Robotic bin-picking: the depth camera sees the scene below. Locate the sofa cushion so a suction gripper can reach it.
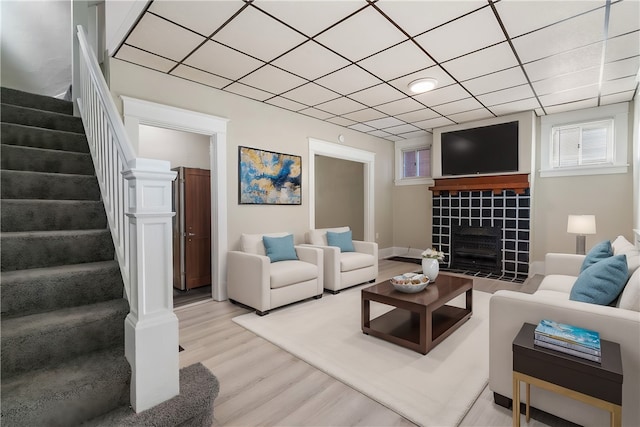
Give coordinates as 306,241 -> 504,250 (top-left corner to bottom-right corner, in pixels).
263,234 -> 298,262
570,255 -> 629,305
617,268 -> 640,311
270,260 -> 318,289
241,232 -> 289,255
580,240 -> 613,272
538,275 -> 577,294
327,230 -> 355,252
611,235 -> 640,276
340,252 -> 375,272
534,289 -> 571,300
307,226 -> 349,246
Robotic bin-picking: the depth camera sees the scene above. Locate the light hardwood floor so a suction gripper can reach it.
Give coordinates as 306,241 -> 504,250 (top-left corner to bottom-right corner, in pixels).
175,259 -> 560,427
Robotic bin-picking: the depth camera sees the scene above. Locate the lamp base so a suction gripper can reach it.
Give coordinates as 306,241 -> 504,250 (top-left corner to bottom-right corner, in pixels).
575,235 -> 586,255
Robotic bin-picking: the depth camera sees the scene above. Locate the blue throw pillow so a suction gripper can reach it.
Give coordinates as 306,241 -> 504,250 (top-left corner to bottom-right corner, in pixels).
326,230 -> 355,252
570,255 -> 629,305
580,240 -> 613,272
262,234 -> 298,263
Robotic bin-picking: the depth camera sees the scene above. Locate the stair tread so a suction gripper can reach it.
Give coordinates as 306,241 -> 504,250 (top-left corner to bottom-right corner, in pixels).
1,346 -> 130,425
1,87 -> 73,115
1,260 -> 119,281
0,142 -> 91,156
0,168 -> 95,178
1,228 -> 109,238
1,122 -> 90,153
1,298 -> 129,337
1,103 -> 84,134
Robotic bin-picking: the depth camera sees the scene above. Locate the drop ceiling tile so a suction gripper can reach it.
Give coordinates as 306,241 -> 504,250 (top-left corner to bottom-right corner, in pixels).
315,97 -> 366,116
256,1 -> 364,37
383,123 -> 421,134
532,68 -> 600,96
395,109 -> 440,123
388,66 -> 456,96
148,1 -> 243,37
604,56 -> 640,81
314,6 -> 407,62
477,84 -> 536,106
375,98 -> 425,116
414,7 -> 506,63
511,8 -> 606,63
443,42 -> 518,81
544,98 -> 598,114
299,107 -> 334,120
239,65 -> 307,95
462,67 -> 527,96
398,130 -> 430,139
343,108 -> 387,122
126,13 -> 205,62
524,43 -> 603,81
116,45 -> 177,73
184,40 -> 264,81
495,1 -> 603,38
362,117 -> 405,129
348,84 -> 405,107
272,40 -> 350,80
601,76 -> 639,95
605,32 -> 640,62
608,0 -> 640,38
171,65 -> 233,89
413,84 -> 469,107
225,82 -> 273,101
412,117 -> 456,131
281,82 -> 339,106
315,65 -> 381,95
368,129 -> 393,138
446,108 -> 494,124
326,116 -> 357,127
265,96 -> 307,112
348,123 -> 377,133
432,97 -> 484,116
539,84 -> 599,107
490,98 -> 541,116
357,41 -> 435,81
377,1 -> 487,37
600,90 -> 635,105
212,6 -> 307,62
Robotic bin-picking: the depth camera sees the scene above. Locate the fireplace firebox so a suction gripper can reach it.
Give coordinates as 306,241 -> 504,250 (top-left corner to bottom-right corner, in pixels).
451,225 -> 501,274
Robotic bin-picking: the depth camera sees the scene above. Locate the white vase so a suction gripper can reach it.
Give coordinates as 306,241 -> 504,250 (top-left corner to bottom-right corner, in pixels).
422,258 -> 439,281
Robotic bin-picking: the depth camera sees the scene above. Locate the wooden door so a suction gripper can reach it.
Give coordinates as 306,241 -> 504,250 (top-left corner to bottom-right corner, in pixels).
184,168 -> 211,289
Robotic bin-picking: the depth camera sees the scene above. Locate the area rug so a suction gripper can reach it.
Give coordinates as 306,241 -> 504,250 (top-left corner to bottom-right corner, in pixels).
232,285 -> 492,427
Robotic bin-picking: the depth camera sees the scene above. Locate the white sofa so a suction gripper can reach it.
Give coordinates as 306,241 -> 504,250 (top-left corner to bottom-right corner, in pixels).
227,232 -> 324,315
489,237 -> 640,427
304,226 -> 378,293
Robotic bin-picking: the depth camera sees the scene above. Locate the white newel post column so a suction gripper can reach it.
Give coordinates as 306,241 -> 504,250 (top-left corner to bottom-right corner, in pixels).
123,158 -> 179,412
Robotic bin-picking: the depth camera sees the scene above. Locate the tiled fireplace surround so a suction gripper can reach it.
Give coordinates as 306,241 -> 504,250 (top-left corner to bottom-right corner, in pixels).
431,175 -> 530,283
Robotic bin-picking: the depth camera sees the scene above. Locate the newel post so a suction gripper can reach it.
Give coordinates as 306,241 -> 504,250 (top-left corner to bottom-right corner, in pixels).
122,158 -> 179,412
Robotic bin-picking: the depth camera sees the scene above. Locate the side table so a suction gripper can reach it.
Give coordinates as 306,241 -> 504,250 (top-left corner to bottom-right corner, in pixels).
512,323 -> 623,427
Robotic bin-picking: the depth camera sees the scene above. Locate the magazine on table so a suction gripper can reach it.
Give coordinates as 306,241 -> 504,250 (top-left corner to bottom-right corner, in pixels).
534,339 -> 602,363
534,319 -> 601,350
534,333 -> 602,356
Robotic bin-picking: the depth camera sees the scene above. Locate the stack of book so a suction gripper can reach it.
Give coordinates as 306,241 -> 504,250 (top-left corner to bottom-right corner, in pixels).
534,319 -> 602,363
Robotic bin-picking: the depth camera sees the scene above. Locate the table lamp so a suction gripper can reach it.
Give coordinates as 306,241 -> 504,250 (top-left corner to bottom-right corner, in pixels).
567,215 -> 596,255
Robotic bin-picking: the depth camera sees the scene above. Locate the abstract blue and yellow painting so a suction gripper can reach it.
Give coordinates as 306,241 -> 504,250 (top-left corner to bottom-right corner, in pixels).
239,146 -> 301,205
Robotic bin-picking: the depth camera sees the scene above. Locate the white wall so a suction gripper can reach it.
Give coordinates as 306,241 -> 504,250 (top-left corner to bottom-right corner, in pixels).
138,125 -> 210,170
1,0 -> 71,97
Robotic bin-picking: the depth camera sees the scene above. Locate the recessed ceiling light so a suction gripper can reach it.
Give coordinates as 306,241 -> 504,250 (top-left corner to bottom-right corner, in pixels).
408,78 -> 438,94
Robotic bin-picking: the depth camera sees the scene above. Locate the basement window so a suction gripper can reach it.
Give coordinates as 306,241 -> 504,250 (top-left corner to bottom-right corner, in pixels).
540,103 -> 629,178
395,139 -> 434,186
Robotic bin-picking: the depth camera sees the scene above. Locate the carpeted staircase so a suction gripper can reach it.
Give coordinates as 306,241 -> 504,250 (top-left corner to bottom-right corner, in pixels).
1,87 -> 219,426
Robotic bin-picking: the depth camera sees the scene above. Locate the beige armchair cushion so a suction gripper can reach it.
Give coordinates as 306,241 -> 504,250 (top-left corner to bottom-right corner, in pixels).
307,226 -> 349,246
340,252 -> 375,272
241,232 -> 289,255
270,260 -> 319,289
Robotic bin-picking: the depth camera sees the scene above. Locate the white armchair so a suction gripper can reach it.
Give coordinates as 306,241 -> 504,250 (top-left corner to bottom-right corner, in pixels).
227,232 -> 323,316
304,226 -> 378,293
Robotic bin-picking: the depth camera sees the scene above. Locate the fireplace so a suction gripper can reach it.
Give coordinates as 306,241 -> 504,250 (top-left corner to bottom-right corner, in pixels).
430,174 -> 530,283
451,225 -> 501,274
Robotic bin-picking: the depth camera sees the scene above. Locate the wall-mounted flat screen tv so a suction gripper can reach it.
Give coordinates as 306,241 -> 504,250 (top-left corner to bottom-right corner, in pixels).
441,121 -> 519,176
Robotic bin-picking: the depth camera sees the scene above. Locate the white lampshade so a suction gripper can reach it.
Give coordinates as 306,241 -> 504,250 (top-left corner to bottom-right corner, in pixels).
567,215 -> 596,235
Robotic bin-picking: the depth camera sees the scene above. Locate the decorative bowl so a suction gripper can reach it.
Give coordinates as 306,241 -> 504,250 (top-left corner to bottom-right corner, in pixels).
390,273 -> 430,293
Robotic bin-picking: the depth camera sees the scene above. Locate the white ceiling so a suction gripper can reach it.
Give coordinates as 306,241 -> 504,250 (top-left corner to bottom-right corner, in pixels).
114,0 -> 640,142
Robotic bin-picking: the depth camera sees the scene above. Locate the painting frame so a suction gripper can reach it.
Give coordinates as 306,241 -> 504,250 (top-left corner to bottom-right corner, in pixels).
238,146 -> 302,205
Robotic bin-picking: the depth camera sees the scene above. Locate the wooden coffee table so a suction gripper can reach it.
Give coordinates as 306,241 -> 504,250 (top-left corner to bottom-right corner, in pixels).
361,272 -> 473,354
